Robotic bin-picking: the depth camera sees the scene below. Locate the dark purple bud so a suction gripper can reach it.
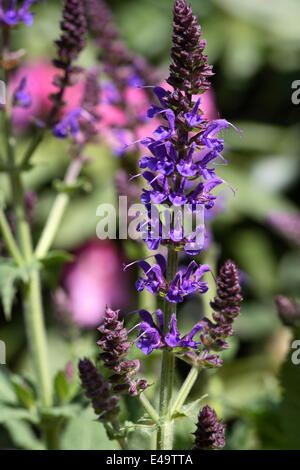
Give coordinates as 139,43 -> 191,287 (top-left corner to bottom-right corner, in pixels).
97,307 -> 149,396
210,260 -> 243,321
193,405 -> 225,450
84,0 -> 156,88
78,358 -> 120,421
167,0 -> 213,95
54,0 -> 86,70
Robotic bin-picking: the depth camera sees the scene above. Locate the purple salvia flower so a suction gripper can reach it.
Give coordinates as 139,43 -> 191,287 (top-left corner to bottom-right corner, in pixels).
53,107 -> 95,140
13,77 -> 32,108
134,310 -> 202,355
134,255 -> 210,303
193,405 -> 225,450
0,0 -> 43,26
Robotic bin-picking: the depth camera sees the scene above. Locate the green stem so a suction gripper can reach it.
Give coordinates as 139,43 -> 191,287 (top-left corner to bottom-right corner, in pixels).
138,244 -> 157,313
111,421 -> 129,450
201,242 -> 219,319
43,419 -> 63,450
171,366 -> 199,416
9,171 -> 52,408
35,156 -> 86,259
138,392 -> 159,423
156,248 -> 178,450
0,207 -> 24,266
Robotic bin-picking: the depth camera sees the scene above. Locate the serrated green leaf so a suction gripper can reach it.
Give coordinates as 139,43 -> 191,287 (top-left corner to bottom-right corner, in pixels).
0,260 -> 19,321
0,258 -> 41,320
54,178 -> 92,195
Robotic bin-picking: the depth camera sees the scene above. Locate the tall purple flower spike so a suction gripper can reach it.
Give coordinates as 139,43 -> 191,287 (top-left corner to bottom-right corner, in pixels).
133,0 -> 241,255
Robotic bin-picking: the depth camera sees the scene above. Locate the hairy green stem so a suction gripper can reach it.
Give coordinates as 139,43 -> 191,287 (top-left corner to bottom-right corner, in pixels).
156,248 -> 178,450
0,207 -> 24,266
171,366 -> 199,416
138,392 -> 159,424
201,243 -> 219,319
9,171 -> 52,408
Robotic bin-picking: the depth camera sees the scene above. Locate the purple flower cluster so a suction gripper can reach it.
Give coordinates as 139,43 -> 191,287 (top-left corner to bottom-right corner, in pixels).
134,309 -> 202,355
135,0 -> 241,256
135,254 -> 210,303
138,88 -> 239,255
0,0 -> 42,26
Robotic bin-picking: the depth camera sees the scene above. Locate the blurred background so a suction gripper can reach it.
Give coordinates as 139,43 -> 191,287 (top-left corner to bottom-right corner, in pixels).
1,0 -> 300,450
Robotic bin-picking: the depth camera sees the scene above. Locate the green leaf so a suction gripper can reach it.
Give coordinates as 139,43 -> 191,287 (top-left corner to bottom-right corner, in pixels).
54,178 -> 92,195
0,368 -> 18,405
4,420 -> 44,450
0,259 -> 20,321
173,395 -> 208,420
11,376 -> 36,410
0,406 -> 38,425
0,258 -> 39,321
54,370 -> 78,403
39,250 -> 74,266
41,404 -> 81,421
60,406 -> 116,450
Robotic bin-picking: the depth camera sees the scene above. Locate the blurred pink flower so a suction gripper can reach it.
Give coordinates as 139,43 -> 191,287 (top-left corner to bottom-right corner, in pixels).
10,61 -> 84,131
55,239 -> 129,328
10,61 -> 218,151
